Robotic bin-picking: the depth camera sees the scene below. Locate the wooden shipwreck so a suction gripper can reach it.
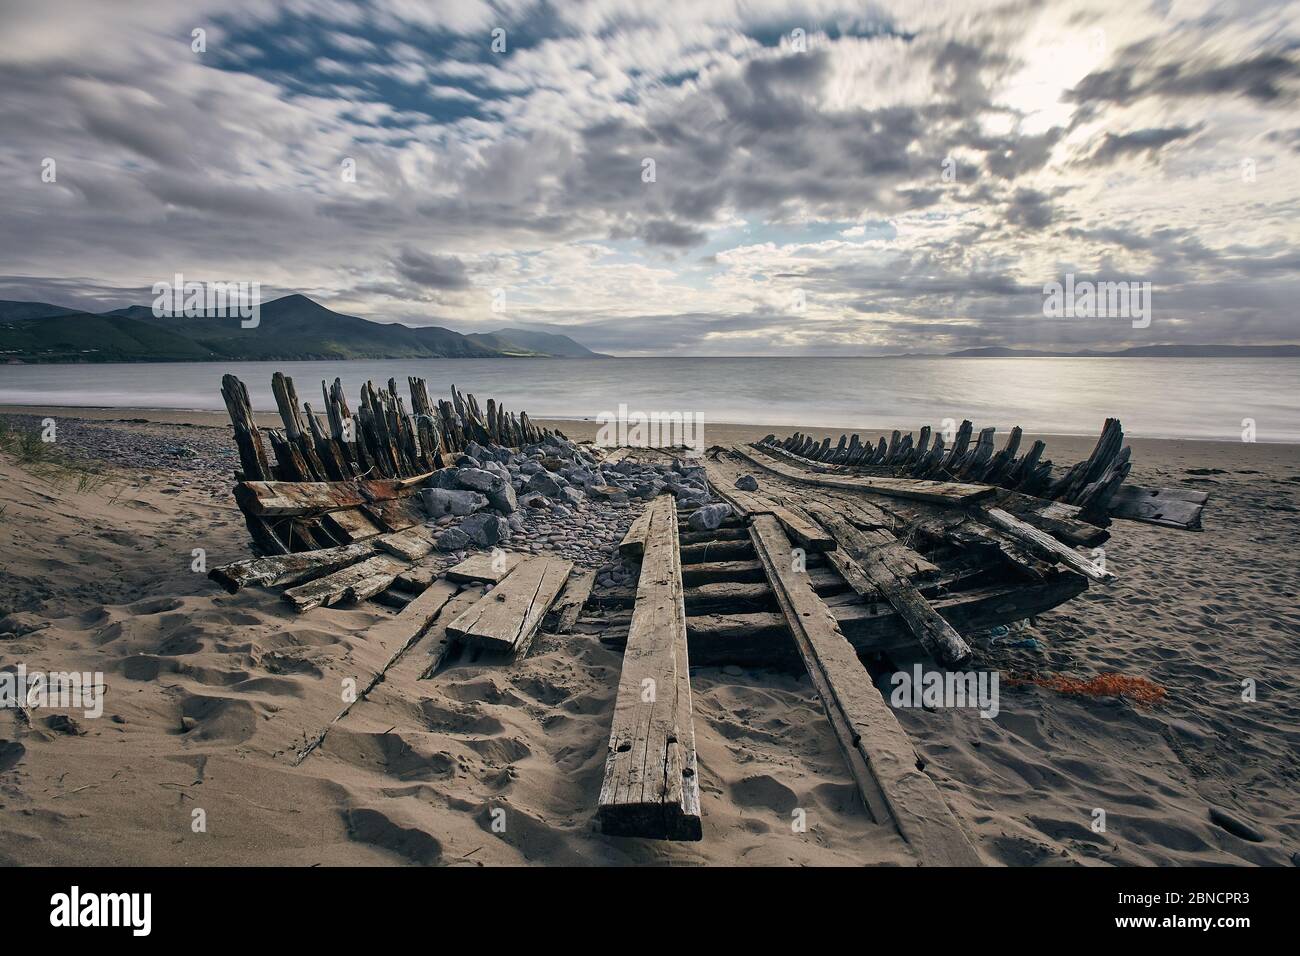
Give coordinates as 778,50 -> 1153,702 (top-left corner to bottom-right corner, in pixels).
219,371 -> 569,556
209,372 -> 1208,860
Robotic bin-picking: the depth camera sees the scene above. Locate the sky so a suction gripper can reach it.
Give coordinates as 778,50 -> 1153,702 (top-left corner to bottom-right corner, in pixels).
1,0 -> 1298,355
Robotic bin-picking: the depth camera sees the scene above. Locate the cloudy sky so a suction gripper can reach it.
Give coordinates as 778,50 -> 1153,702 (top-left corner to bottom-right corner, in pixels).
2,0 -> 1298,355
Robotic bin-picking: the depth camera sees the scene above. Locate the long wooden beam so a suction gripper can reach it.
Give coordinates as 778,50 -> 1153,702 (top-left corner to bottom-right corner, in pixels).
748,514 -> 982,865
598,495 -> 701,840
733,443 -> 995,505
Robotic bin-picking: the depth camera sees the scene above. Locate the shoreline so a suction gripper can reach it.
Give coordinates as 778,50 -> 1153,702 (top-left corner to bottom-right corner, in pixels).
2,404 -> 1297,451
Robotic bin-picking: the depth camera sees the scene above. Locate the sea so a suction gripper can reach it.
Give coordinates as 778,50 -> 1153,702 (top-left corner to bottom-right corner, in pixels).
1,356 -> 1297,442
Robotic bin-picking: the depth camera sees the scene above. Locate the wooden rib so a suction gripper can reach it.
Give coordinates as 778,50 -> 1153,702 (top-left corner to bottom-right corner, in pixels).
220,374 -> 271,480
320,507 -> 385,543
598,494 -> 701,841
748,515 -> 982,866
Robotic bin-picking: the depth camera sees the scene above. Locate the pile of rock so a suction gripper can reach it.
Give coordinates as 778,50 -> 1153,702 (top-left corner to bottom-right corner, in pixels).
418,438 -> 718,568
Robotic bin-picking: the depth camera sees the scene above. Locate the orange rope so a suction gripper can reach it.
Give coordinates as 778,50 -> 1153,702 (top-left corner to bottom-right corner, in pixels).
1008,672 -> 1167,707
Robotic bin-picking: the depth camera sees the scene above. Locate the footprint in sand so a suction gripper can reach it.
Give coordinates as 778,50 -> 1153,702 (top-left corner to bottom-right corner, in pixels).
178,694 -> 259,744
343,808 -> 443,865
729,774 -> 799,815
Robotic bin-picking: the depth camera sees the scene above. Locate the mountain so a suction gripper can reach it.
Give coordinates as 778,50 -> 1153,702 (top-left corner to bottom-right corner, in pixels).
0,300 -> 81,322
943,344 -> 1300,358
0,294 -> 607,363
0,311 -> 218,362
483,327 -> 610,358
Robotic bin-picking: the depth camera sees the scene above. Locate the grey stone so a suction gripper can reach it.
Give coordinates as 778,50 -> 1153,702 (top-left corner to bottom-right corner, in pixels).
487,479 -> 518,514
735,474 -> 759,491
455,468 -> 501,493
460,513 -> 508,547
525,472 -> 562,498
688,503 -> 732,532
454,454 -> 481,468
421,487 -> 488,517
436,527 -> 472,551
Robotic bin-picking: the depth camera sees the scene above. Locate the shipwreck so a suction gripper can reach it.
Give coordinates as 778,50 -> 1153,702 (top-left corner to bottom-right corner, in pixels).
208,371 -> 1208,860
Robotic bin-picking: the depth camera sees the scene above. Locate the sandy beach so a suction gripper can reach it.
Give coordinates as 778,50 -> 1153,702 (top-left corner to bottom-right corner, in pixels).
1,406 -> 1297,866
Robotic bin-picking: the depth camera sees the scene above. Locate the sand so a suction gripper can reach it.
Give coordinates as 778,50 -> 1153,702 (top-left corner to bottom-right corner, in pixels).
1,406 -> 1297,866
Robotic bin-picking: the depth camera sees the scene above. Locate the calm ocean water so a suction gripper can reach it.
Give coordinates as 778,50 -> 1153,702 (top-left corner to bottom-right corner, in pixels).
2,357 -> 1297,442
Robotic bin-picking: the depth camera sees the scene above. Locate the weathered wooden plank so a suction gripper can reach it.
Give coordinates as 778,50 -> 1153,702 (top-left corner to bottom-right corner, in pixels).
701,454 -> 836,550
234,480 -> 366,516
320,506 -> 385,543
445,556 -> 573,652
208,538 -> 380,593
366,496 -> 426,533
373,528 -> 435,562
618,506 -> 654,557
734,443 -> 994,504
294,579 -> 460,765
543,569 -> 597,634
748,515 -> 982,865
1108,485 -> 1206,530
598,495 -> 701,841
679,538 -> 753,564
445,550 -> 524,584
680,558 -> 771,586
980,507 -> 1115,582
804,504 -> 972,666
283,554 -> 408,612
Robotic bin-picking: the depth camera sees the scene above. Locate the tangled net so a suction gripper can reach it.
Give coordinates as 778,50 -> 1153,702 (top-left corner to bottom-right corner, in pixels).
1008,672 -> 1168,707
